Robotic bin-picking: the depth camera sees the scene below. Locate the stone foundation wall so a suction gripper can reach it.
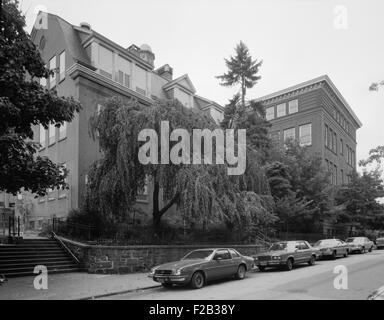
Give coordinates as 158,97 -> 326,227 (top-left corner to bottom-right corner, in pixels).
57,236 -> 265,274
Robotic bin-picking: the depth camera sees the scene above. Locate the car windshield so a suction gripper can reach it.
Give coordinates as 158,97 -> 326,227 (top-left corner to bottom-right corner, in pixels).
346,238 -> 360,243
269,242 -> 287,251
182,250 -> 214,260
314,240 -> 337,247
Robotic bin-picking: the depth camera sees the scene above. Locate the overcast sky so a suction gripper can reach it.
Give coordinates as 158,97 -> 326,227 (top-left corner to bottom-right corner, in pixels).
20,0 -> 384,166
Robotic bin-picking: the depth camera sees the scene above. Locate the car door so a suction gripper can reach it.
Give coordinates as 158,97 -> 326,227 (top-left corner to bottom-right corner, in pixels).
298,241 -> 311,262
209,249 -> 233,280
292,242 -> 304,262
336,240 -> 345,255
228,249 -> 242,274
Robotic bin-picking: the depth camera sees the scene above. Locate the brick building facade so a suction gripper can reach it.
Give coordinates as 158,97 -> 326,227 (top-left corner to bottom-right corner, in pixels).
259,75 -> 362,186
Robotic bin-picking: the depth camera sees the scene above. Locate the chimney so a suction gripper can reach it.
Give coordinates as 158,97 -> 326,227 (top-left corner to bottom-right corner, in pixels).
156,64 -> 173,81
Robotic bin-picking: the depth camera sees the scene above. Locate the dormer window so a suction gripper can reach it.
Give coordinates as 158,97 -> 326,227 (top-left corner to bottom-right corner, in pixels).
98,45 -> 113,79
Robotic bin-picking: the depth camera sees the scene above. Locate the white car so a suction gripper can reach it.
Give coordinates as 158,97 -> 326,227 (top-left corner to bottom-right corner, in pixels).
345,237 -> 374,254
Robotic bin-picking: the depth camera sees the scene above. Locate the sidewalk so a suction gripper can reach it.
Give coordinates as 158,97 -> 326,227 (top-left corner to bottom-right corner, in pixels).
0,271 -> 160,300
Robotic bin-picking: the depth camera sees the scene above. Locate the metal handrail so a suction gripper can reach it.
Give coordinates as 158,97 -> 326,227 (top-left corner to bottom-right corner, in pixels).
51,231 -> 80,264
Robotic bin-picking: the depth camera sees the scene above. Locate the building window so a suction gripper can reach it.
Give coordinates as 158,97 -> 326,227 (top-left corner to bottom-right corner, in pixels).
47,188 -> 55,201
40,64 -> 47,87
49,56 -> 56,88
283,127 -> 295,142
288,99 -> 298,114
116,55 -> 131,88
39,124 -> 46,149
325,125 -> 329,147
334,164 -> 337,185
266,107 -> 274,121
135,65 -> 147,96
346,145 -> 349,164
59,51 -> 65,81
299,123 -> 312,146
137,176 -> 149,202
48,123 -> 55,146
58,164 -> 67,199
340,138 -> 344,155
99,45 -> 113,79
328,127 -> 332,150
341,169 -> 344,184
39,36 -> 46,50
59,122 -> 67,140
352,150 -> 355,168
333,131 -> 337,153
276,103 -> 286,117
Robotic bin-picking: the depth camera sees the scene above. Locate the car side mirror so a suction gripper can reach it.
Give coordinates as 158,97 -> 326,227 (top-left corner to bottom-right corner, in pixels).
214,256 -> 222,261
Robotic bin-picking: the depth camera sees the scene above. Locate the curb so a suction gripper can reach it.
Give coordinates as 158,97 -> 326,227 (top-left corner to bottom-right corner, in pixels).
77,284 -> 162,300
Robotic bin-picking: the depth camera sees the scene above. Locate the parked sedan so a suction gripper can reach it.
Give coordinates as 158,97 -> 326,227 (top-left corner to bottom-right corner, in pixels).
253,241 -> 318,271
148,248 -> 254,289
346,237 -> 374,253
313,239 -> 349,259
376,237 -> 384,250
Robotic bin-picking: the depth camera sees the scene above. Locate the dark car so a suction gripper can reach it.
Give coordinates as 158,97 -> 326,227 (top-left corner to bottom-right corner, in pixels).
253,241 -> 317,271
148,248 -> 254,289
313,239 -> 350,259
346,237 -> 374,253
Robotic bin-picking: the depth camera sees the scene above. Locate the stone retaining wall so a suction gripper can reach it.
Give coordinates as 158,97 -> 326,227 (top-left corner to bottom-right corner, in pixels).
57,236 -> 265,274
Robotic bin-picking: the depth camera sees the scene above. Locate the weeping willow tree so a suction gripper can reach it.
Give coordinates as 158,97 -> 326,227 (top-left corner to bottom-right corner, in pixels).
86,96 -> 276,237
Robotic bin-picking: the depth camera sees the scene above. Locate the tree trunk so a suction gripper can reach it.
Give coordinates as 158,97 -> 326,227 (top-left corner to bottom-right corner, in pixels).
152,179 -> 180,238
152,180 -> 161,235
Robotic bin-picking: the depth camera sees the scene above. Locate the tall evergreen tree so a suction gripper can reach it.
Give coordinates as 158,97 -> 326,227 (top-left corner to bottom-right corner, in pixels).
0,0 -> 81,196
216,41 -> 263,107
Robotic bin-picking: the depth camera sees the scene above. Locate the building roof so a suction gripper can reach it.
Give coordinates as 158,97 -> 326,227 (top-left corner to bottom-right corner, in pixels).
257,75 -> 362,128
162,74 -> 197,94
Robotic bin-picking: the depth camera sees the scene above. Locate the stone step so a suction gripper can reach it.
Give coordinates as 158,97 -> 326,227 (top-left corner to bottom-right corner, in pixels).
0,263 -> 79,275
2,267 -> 82,278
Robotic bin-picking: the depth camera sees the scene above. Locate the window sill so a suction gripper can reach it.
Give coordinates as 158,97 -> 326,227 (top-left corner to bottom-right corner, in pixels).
58,195 -> 67,200
136,198 -> 149,204
48,198 -> 55,202
38,199 -> 46,204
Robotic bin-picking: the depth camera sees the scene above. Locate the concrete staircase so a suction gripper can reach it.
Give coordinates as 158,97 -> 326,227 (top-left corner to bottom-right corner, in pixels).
0,238 -> 81,277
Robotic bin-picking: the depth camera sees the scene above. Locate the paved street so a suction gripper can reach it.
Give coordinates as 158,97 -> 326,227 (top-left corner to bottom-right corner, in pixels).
99,250 -> 384,300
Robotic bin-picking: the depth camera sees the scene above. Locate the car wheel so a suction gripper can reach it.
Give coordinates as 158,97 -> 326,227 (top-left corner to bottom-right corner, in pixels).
258,266 -> 266,272
235,264 -> 246,280
308,255 -> 315,266
190,271 -> 205,289
332,251 -> 337,260
161,283 -> 173,288
285,258 -> 294,271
